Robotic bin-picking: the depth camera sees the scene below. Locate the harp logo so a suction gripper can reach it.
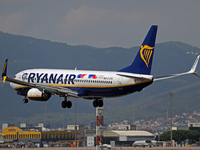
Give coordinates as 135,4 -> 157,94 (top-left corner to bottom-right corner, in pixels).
140,45 -> 154,68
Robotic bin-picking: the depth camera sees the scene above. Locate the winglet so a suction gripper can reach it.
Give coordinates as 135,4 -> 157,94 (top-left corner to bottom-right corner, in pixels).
154,55 -> 200,81
188,55 -> 200,73
193,73 -> 200,78
1,59 -> 8,83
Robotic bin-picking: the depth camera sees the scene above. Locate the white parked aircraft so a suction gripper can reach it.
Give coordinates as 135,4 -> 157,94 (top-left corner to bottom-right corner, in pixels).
0,134 -> 13,144
133,140 -> 156,148
2,25 -> 200,108
0,135 -> 5,144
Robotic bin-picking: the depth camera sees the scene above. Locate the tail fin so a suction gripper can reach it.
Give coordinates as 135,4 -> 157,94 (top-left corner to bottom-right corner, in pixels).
119,25 -> 158,75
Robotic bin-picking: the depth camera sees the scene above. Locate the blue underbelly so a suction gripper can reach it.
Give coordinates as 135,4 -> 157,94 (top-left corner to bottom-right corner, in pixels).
76,80 -> 153,98
14,80 -> 153,98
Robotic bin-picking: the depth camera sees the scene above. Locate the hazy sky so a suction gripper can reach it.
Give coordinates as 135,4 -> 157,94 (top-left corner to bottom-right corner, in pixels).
0,0 -> 200,48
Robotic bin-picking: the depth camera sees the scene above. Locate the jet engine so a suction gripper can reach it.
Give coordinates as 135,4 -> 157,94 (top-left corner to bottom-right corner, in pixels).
27,88 -> 51,101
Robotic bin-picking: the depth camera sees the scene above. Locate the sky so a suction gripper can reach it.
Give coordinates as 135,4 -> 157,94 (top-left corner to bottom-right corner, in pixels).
0,0 -> 200,48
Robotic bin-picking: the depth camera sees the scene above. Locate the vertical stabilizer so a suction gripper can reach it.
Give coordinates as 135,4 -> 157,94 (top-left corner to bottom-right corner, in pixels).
119,25 -> 158,75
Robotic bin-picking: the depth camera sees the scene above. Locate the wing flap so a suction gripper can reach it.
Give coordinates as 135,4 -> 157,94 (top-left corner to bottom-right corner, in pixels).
38,85 -> 78,97
6,76 -> 78,97
6,77 -> 37,87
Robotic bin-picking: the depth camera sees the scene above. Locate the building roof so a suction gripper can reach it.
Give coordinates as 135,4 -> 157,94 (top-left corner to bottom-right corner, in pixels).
104,130 -> 153,137
1,126 -> 22,133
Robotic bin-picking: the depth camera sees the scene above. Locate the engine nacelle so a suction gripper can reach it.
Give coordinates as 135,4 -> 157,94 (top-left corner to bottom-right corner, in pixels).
27,88 -> 51,101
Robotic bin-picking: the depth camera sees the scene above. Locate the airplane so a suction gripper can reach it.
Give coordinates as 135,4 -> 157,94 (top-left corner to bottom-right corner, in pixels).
0,134 -> 13,144
0,135 -> 5,144
1,25 -> 200,109
132,140 -> 156,148
100,144 -> 111,149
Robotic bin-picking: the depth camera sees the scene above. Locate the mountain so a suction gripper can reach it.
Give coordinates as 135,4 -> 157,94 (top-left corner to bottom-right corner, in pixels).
0,31 -> 200,128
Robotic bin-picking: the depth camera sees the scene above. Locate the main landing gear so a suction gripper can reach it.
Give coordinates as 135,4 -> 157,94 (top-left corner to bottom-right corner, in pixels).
61,97 -> 72,108
93,99 -> 103,108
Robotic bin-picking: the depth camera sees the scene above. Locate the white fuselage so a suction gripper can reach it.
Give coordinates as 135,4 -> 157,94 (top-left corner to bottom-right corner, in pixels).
10,69 -> 153,99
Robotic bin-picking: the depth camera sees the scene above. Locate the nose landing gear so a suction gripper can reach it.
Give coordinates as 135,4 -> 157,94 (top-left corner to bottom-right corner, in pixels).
23,97 -> 28,103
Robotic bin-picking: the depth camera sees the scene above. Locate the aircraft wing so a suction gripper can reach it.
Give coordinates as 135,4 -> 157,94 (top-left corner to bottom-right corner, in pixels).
1,60 -> 78,98
154,55 -> 200,81
37,84 -> 78,97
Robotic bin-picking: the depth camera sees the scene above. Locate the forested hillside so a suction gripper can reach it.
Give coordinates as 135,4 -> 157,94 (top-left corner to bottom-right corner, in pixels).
0,31 -> 200,128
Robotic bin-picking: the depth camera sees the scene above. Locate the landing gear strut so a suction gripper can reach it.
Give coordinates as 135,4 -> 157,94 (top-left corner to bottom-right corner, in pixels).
93,99 -> 103,108
23,97 -> 28,103
62,97 -> 72,108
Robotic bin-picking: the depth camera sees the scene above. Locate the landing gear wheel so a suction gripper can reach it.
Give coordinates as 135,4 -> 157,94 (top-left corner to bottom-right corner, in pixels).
61,98 -> 72,109
93,99 -> 103,107
98,100 -> 103,107
93,100 -> 98,107
23,98 -> 28,103
62,101 -> 67,108
66,101 -> 72,108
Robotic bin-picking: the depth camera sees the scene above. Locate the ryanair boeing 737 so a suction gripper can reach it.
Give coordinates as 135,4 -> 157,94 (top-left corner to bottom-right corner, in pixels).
1,25 -> 200,108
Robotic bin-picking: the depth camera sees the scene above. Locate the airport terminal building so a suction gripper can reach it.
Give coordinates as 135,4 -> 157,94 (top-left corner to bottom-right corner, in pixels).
0,125 -> 154,147
0,126 -> 77,146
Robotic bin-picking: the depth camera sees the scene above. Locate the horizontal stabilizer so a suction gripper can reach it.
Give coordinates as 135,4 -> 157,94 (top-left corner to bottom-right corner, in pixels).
117,73 -> 153,80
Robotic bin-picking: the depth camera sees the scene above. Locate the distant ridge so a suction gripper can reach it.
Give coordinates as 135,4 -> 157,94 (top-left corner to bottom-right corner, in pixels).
0,31 -> 200,128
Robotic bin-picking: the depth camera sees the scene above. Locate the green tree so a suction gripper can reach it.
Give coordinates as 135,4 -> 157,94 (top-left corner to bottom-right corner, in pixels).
172,130 -> 187,144
160,130 -> 200,144
187,130 -> 200,143
160,131 -> 170,141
